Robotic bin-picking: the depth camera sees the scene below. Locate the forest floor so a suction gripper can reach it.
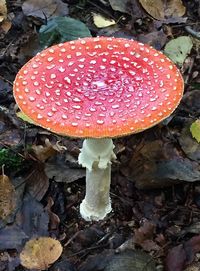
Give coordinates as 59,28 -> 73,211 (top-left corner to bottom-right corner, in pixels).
1,0 -> 200,271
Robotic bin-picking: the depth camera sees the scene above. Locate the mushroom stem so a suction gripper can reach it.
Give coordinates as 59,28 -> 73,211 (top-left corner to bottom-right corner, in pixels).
78,138 -> 116,221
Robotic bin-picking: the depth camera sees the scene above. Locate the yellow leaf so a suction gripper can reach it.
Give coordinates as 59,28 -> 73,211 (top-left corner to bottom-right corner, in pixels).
0,174 -> 17,220
190,120 -> 200,143
0,0 -> 7,22
93,13 -> 116,28
20,237 -> 63,270
16,111 -> 35,124
139,0 -> 185,20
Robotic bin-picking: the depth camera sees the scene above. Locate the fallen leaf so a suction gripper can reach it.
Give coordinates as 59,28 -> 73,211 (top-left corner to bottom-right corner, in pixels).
39,16 -> 91,48
17,194 -> 49,238
20,237 -> 63,270
164,36 -> 193,66
45,197 -> 60,231
164,0 -> 186,18
18,34 -> 41,63
123,139 -> 200,189
104,250 -> 156,271
22,0 -> 57,19
190,120 -> 200,143
79,250 -> 156,271
139,0 -> 164,19
0,0 -> 7,22
51,0 -> 68,17
180,89 -> 200,115
50,259 -> 76,271
0,174 -> 17,220
166,244 -> 186,271
109,0 -> 130,13
134,220 -> 155,244
1,19 -> 11,33
134,220 -> 160,252
0,79 -> 12,105
108,0 -> 143,18
138,29 -> 167,50
32,138 -> 66,162
141,239 -> 160,252
0,129 -> 22,146
139,0 -> 186,20
75,225 -> 105,248
154,16 -> 188,28
156,158 -> 200,182
45,155 -> 85,183
179,124 -> 200,162
166,235 -> 200,271
79,250 -> 114,271
0,225 -> 28,250
0,175 -> 26,229
93,13 -> 116,28
25,163 -> 49,201
186,235 -> 200,258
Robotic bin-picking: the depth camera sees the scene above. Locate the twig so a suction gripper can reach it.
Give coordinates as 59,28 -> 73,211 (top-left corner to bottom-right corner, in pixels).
0,75 -> 13,85
64,231 -> 80,247
68,243 -> 107,259
185,26 -> 200,39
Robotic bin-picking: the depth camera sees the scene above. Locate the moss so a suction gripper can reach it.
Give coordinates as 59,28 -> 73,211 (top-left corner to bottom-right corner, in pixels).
0,148 -> 24,171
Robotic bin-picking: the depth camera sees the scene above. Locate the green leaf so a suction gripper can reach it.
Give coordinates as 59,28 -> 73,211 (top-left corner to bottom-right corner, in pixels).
39,16 -> 91,48
105,250 -> 156,271
16,111 -> 35,124
190,120 -> 200,143
164,36 -> 193,66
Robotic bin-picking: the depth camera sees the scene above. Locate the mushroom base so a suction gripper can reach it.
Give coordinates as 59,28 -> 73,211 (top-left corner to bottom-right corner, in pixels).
78,138 -> 116,221
80,164 -> 112,221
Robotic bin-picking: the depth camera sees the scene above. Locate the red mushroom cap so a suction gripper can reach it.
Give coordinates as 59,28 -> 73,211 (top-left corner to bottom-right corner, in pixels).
13,37 -> 184,138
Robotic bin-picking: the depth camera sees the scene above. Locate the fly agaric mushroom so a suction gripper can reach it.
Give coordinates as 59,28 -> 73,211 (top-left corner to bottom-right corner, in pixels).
13,37 -> 184,221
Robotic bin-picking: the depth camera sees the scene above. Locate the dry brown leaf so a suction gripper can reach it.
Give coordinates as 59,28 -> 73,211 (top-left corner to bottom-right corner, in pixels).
139,0 -> 186,20
0,175 -> 17,220
139,0 -> 164,20
1,19 -> 11,33
165,0 -> 186,18
32,138 -> 66,162
22,0 -> 57,19
26,164 -> 49,201
45,197 -> 60,230
20,237 -> 63,270
134,221 -> 155,245
0,0 -> 7,22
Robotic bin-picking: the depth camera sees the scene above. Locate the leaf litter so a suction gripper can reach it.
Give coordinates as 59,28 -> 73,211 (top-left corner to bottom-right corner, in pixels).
139,0 -> 186,20
0,174 -> 17,221
20,237 -> 63,270
0,0 -> 7,22
164,36 -> 193,66
1,0 -> 200,271
190,120 -> 200,143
